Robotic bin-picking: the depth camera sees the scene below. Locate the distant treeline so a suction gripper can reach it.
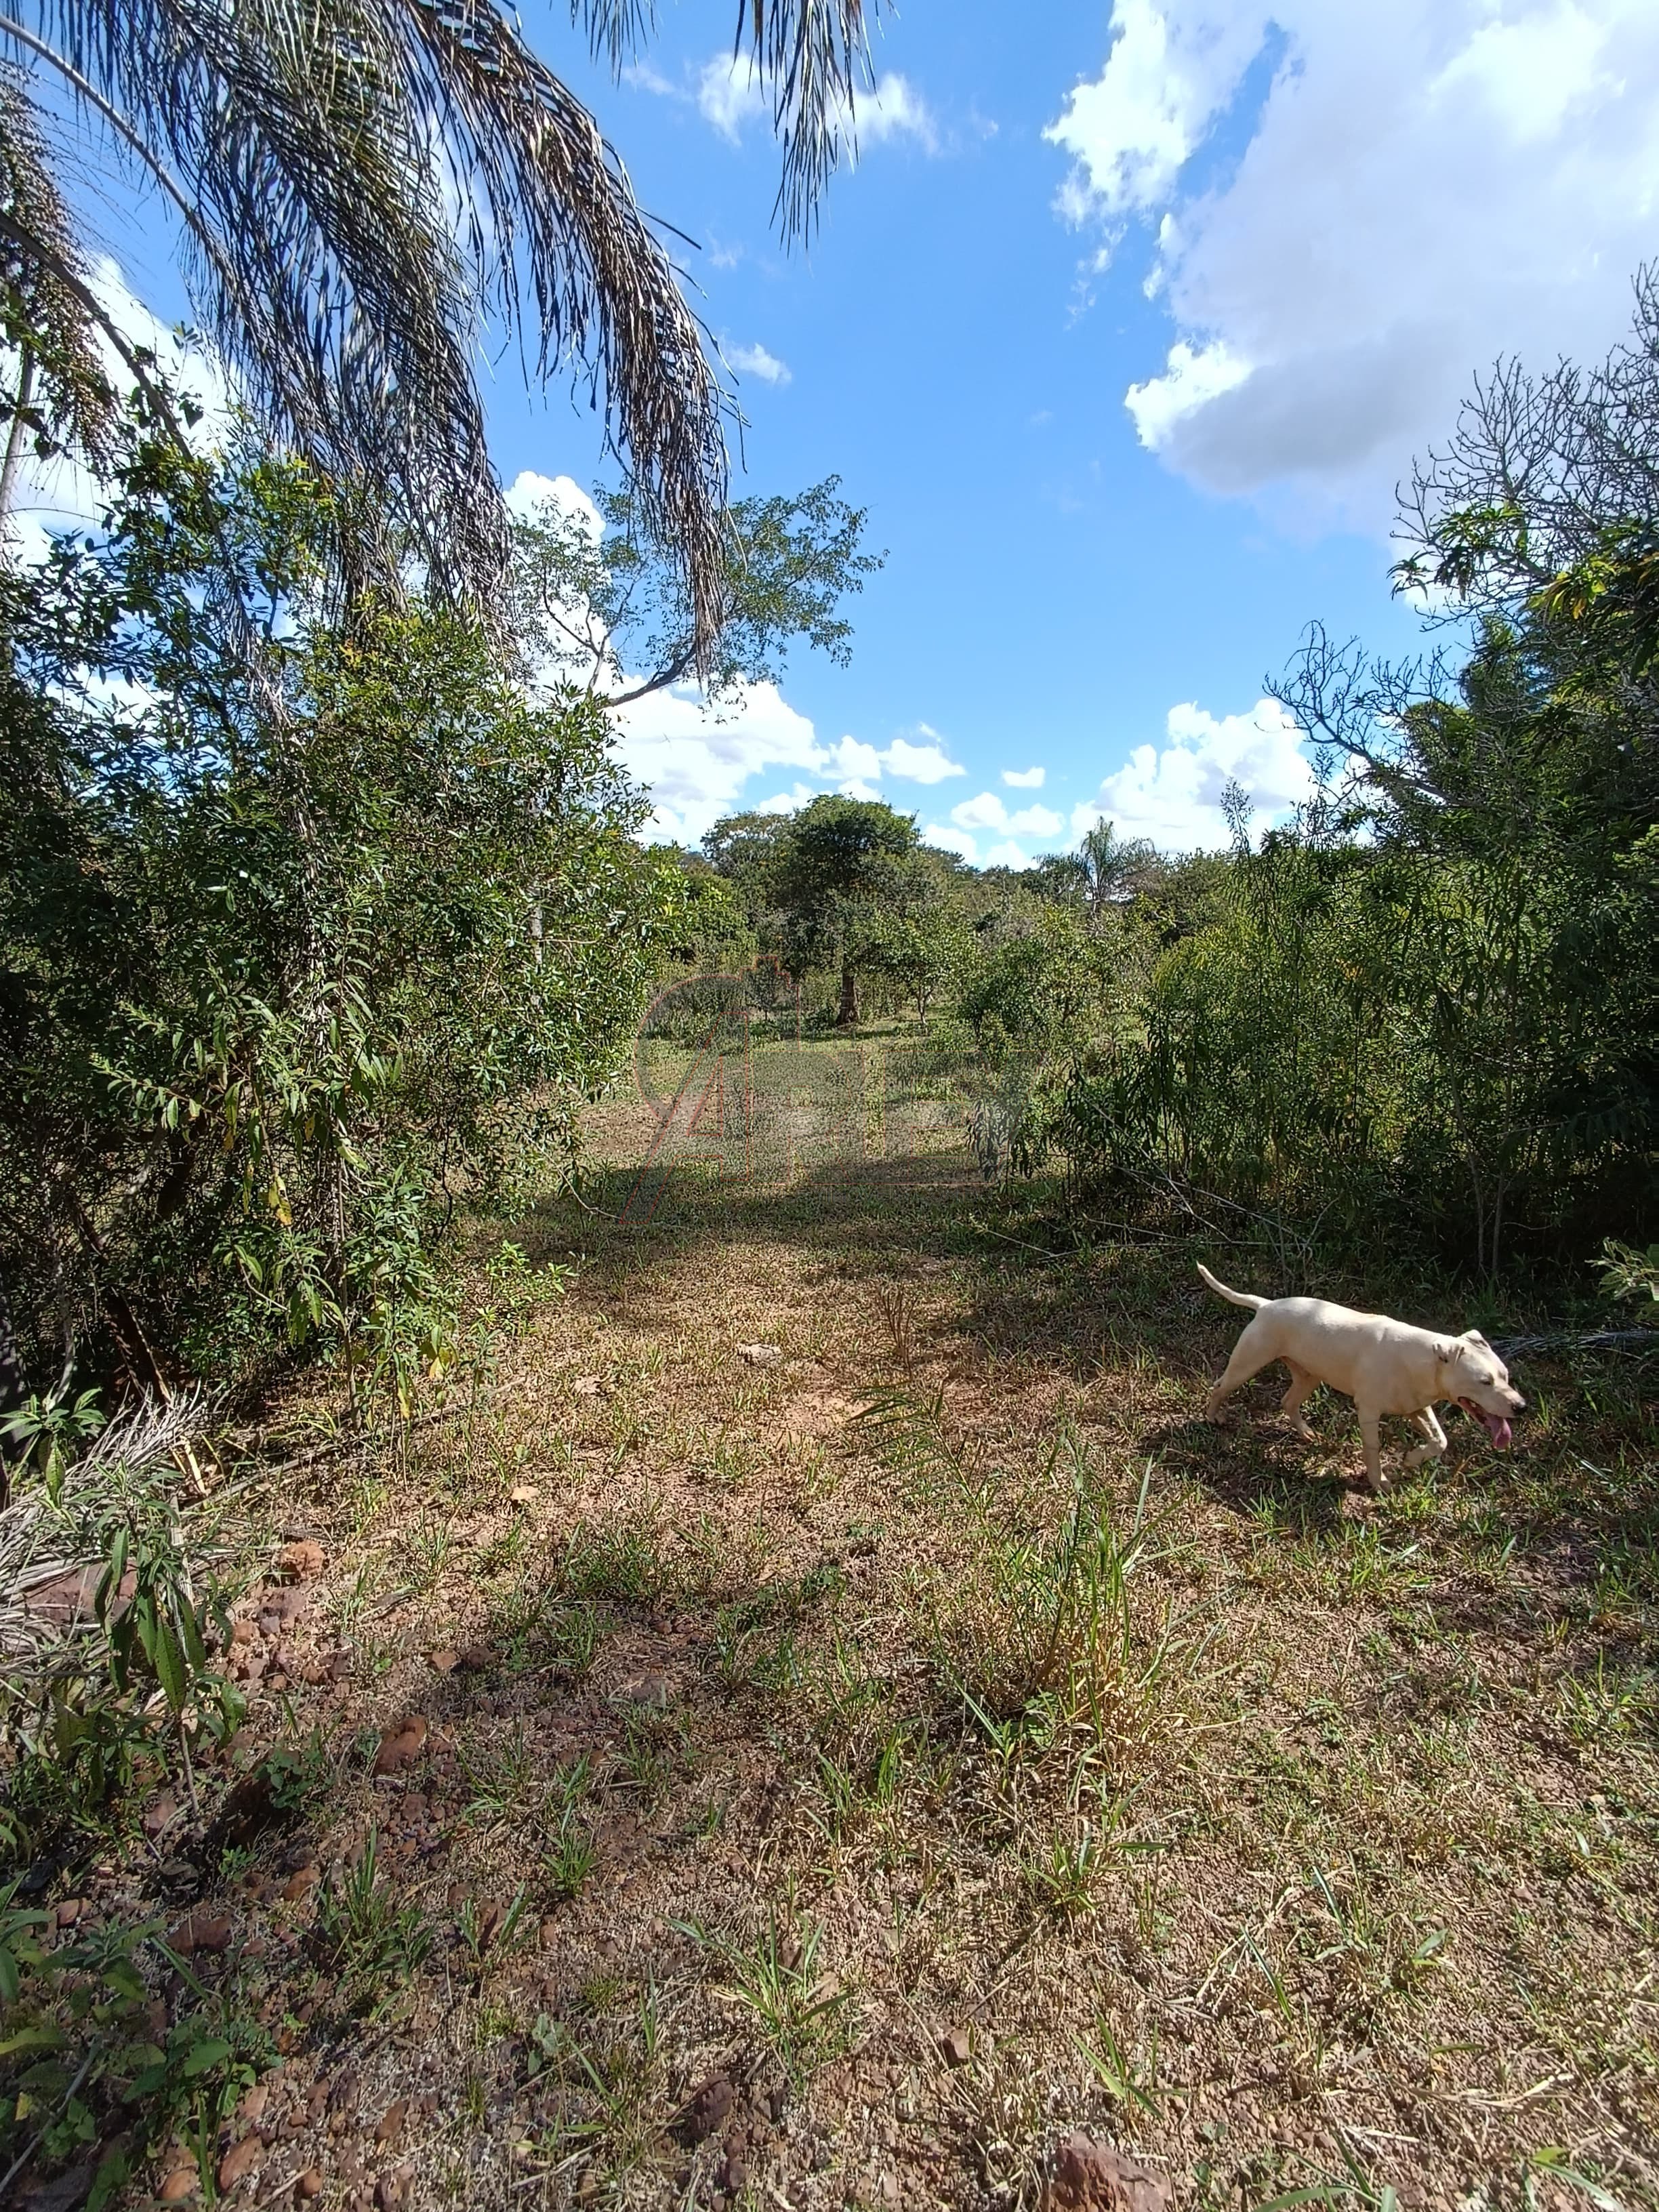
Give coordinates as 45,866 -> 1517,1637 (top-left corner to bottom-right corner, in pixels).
681,283 -> 1659,1281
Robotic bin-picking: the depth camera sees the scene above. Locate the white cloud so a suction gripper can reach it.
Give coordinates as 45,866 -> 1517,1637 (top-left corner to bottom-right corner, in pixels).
609,690 -> 965,844
6,258 -> 231,568
1071,696 -> 1312,851
612,680 -> 827,846
984,839 -> 1034,869
922,822 -> 981,862
694,54 -> 937,155
949,791 -> 1066,840
852,73 -> 939,151
697,54 -> 766,140
1048,0 -> 1659,525
1001,765 -> 1046,788
883,730 -> 966,783
725,341 -> 792,386
504,469 -> 601,536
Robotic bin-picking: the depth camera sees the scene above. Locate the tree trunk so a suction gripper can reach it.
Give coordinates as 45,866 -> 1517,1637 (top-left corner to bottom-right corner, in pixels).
836,960 -> 859,1027
0,346 -> 35,542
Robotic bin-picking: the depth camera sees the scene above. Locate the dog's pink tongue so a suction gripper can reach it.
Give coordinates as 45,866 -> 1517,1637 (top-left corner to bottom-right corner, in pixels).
1482,1411 -> 1513,1450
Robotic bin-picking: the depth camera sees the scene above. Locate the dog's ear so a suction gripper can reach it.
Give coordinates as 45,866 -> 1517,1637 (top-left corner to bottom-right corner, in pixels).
1461,1328 -> 1491,1348
1433,1338 -> 1461,1368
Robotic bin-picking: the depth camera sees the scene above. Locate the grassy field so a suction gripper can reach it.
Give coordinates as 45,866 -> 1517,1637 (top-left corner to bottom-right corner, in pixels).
20,1088 -> 1659,2211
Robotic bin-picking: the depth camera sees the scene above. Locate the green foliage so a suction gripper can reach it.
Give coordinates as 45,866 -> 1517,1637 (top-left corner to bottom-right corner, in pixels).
506,474 -> 883,704
0,407 -> 676,1393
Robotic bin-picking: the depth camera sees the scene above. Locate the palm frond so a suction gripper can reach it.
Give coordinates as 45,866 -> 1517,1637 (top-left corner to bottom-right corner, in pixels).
0,63 -> 115,470
13,0 -> 732,642
578,0 -> 878,239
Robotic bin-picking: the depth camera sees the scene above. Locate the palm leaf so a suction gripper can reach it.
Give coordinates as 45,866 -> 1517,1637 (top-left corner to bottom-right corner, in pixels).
9,0 -> 733,644
577,0 -> 878,239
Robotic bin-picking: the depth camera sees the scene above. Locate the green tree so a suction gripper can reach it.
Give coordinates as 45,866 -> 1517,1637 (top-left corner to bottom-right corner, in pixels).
0,407 -> 674,1394
739,794 -> 922,1026
506,475 -> 884,705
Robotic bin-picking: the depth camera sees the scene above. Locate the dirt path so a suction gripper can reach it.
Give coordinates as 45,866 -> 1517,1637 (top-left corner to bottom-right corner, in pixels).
114,1110 -> 1658,2211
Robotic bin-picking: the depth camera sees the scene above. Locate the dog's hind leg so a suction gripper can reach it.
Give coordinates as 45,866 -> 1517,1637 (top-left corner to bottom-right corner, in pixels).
1404,1407 -> 1448,1471
1278,1361 -> 1318,1442
1206,1325 -> 1275,1422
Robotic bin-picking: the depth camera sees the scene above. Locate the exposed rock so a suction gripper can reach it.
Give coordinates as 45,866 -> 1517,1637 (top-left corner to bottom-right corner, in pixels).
293,2174 -> 323,2203
371,1717 -> 428,1776
278,1540 -> 325,1581
428,1650 -> 459,1673
674,2075 -> 736,2145
217,2133 -> 263,2188
941,2025 -> 973,2068
1043,2135 -> 1170,2212
157,2172 -> 199,2205
167,1907 -> 233,1955
737,1343 -> 782,1364
375,2099 -> 408,2144
509,1483 -> 539,1506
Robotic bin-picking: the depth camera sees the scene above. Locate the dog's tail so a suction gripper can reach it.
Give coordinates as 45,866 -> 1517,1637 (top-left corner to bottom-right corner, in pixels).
1196,1262 -> 1269,1311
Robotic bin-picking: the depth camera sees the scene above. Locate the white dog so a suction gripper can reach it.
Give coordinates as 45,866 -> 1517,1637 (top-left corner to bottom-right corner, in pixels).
1197,1263 -> 1524,1492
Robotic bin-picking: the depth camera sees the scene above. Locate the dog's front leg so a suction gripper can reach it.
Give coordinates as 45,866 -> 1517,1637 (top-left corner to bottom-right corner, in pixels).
1357,1410 -> 1387,1493
1403,1406 -> 1448,1471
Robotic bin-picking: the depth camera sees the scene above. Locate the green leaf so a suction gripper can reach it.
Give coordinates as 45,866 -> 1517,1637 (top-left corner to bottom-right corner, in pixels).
181,2036 -> 232,2077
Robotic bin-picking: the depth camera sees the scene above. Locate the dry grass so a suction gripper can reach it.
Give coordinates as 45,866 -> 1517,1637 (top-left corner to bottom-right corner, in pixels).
44,1095 -> 1659,2211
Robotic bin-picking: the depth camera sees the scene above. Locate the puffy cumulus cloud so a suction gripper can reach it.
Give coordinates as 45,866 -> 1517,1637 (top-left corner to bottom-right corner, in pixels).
1071,697 -> 1311,851
611,689 -> 966,844
1001,765 -> 1046,788
950,791 -> 1066,839
921,821 -> 980,862
725,341 -> 792,385
611,681 -> 827,846
884,728 -> 966,783
1048,0 -> 1659,525
504,469 -> 600,534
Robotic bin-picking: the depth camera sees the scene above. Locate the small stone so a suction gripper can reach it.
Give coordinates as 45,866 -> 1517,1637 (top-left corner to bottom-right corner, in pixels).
278,1540 -> 326,1582
294,2175 -> 323,2203
281,1866 -> 318,1902
615,1673 -> 670,1711
1043,2134 -> 1171,2212
55,1897 -> 85,1927
676,2077 -> 737,2146
429,1650 -> 459,1673
941,2026 -> 972,2068
509,1483 -> 539,1506
158,2171 -> 199,2204
375,2100 -> 408,2144
737,1343 -> 782,1364
372,1717 -> 428,1777
218,2134 -> 262,2188
238,2084 -> 270,2125
375,2165 -> 414,2209
230,1620 -> 257,1647
193,1909 -> 234,1953
877,2177 -> 901,2207
456,1645 -> 490,1672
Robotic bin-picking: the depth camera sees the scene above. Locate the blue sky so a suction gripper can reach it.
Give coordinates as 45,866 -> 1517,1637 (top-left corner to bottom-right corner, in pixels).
36,1 -> 1659,860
